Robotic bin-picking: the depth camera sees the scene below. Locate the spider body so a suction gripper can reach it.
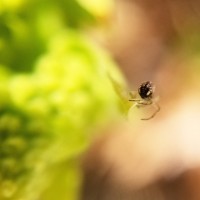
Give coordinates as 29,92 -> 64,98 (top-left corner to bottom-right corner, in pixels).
129,81 -> 160,120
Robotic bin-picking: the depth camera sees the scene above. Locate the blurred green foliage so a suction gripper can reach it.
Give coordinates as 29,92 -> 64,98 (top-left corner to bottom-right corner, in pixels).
0,0 -> 95,72
0,0 -> 123,199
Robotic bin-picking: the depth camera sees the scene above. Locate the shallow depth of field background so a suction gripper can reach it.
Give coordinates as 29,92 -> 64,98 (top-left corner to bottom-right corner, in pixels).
1,0 -> 200,200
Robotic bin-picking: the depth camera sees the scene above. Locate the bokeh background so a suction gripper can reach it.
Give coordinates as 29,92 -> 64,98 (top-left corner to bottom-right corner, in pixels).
1,0 -> 200,200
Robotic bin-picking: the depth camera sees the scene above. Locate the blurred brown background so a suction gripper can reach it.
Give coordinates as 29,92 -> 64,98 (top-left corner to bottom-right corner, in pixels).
80,0 -> 200,199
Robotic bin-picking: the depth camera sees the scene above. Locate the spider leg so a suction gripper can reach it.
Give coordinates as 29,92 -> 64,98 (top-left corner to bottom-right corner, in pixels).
129,99 -> 152,108
141,102 -> 160,120
129,99 -> 142,102
138,101 -> 152,106
129,99 -> 160,120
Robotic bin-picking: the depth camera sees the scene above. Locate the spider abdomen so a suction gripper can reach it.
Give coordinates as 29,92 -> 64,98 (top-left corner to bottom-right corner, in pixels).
138,81 -> 154,99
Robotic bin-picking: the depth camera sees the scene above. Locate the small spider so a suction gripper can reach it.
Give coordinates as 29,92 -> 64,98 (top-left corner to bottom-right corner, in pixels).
129,81 -> 160,120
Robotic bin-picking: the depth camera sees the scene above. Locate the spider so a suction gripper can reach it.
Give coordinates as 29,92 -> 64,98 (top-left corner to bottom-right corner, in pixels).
129,81 -> 160,120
